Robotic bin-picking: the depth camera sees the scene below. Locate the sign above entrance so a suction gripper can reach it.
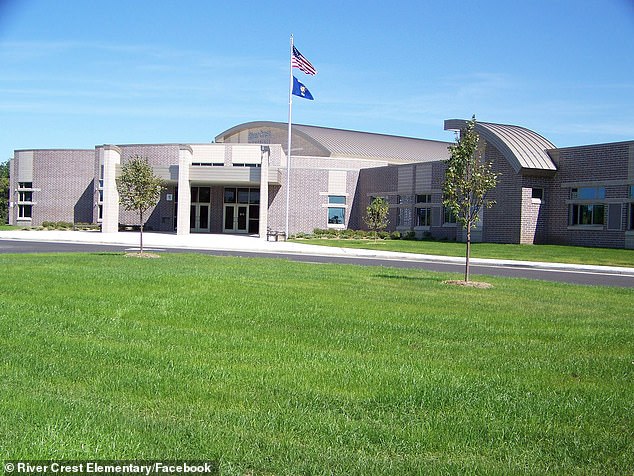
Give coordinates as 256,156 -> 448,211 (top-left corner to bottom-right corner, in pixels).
248,130 -> 271,144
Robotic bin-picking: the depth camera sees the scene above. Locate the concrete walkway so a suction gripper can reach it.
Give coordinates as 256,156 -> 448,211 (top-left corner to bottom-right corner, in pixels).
1,229 -> 634,277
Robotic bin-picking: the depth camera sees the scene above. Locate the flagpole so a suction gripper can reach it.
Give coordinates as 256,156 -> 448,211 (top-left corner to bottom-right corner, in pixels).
285,34 -> 294,239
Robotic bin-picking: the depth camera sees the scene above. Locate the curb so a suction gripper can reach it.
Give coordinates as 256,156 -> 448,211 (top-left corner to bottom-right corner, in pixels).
1,230 -> 634,277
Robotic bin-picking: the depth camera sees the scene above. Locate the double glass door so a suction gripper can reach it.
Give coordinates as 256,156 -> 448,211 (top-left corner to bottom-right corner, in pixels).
190,186 -> 211,233
223,205 -> 248,233
223,187 -> 259,234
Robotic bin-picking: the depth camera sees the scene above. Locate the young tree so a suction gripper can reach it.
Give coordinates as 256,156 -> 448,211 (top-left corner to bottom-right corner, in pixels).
364,196 -> 389,240
0,161 -> 9,224
443,116 -> 498,282
116,156 -> 164,255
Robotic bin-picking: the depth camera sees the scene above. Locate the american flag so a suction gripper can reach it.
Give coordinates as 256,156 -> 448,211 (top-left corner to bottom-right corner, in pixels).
292,46 -> 317,75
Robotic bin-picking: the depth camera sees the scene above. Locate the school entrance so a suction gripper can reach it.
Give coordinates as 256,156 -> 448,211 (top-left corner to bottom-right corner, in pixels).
223,187 -> 260,234
189,186 -> 211,233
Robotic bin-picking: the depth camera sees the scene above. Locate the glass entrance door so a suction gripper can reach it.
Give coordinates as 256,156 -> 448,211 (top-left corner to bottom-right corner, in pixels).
191,204 -> 210,232
223,205 -> 248,233
223,187 -> 259,234
190,186 -> 211,233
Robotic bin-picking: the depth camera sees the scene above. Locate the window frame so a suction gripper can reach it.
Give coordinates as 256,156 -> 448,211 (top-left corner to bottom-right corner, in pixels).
415,206 -> 431,227
569,203 -> 605,226
568,186 -> 607,228
443,206 -> 457,225
327,195 -> 347,227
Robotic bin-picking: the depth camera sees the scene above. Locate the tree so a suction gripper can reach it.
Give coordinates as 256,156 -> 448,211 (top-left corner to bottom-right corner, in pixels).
116,156 -> 164,255
442,116 -> 498,282
364,196 -> 389,239
0,160 -> 9,224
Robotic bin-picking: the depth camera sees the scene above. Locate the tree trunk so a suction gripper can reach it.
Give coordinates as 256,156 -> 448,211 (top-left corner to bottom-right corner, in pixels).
139,210 -> 144,255
465,225 -> 471,282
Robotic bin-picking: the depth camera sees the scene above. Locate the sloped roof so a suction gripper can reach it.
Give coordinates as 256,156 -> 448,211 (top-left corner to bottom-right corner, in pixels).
216,121 -> 451,164
444,119 -> 557,173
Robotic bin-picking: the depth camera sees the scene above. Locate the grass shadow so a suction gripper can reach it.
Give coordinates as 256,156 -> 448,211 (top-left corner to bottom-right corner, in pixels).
373,273 -> 442,283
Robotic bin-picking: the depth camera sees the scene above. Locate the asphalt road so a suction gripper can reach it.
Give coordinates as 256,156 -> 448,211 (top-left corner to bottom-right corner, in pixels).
1,239 -> 633,288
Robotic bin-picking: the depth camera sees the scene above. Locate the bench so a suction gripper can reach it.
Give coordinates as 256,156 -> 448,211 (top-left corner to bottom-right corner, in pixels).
267,229 -> 286,242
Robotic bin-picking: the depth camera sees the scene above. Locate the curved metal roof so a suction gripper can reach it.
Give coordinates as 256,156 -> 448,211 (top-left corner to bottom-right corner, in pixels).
216,121 -> 451,164
444,119 -> 557,173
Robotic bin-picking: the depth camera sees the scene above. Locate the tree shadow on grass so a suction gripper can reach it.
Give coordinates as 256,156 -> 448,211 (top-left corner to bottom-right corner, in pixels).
373,274 -> 444,283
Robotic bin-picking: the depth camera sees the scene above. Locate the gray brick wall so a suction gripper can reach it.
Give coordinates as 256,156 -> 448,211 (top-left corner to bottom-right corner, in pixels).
31,149 -> 95,226
547,141 -> 632,248
116,144 -> 180,231
479,144 -> 523,244
353,166 -> 398,231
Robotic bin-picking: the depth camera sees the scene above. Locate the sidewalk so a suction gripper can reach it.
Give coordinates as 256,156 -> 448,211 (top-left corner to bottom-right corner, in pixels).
1,229 -> 634,276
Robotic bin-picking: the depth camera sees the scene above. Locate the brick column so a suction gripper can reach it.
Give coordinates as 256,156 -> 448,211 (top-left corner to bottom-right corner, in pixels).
100,145 -> 121,233
176,145 -> 192,235
258,146 -> 270,239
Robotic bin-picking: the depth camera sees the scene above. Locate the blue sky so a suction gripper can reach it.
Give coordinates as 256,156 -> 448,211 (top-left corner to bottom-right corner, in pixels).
1,0 -> 633,163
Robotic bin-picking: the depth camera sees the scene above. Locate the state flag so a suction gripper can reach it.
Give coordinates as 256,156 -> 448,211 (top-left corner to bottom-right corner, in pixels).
292,76 -> 314,100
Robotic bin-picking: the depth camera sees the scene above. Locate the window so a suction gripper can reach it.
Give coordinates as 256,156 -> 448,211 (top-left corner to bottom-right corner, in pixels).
571,187 -> 605,200
190,187 -> 211,203
328,208 -> 345,224
570,204 -> 604,225
18,190 -> 32,202
328,195 -> 346,226
224,188 -> 236,204
224,187 -> 259,204
18,204 -> 32,219
569,187 -> 606,226
416,207 -> 431,227
443,207 -> 457,224
329,195 -> 346,204
416,194 -> 431,203
238,188 -> 250,204
531,188 -> 543,201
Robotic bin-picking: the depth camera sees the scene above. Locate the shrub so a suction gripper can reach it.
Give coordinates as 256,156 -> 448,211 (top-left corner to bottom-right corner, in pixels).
42,221 -> 74,230
353,230 -> 369,239
403,231 -> 417,240
390,231 -> 401,240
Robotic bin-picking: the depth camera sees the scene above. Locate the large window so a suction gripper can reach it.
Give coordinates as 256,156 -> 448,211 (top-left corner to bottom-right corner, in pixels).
415,194 -> 432,227
328,195 -> 346,226
16,182 -> 33,220
569,187 -> 606,226
570,204 -> 604,225
443,207 -> 457,224
416,207 -> 431,227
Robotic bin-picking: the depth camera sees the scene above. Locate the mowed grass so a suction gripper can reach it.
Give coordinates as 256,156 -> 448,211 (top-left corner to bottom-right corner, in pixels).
293,238 -> 634,268
0,253 -> 632,475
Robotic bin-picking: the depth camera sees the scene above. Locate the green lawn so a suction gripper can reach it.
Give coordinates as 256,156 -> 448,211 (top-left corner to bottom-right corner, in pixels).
294,238 -> 634,267
0,253 -> 632,475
